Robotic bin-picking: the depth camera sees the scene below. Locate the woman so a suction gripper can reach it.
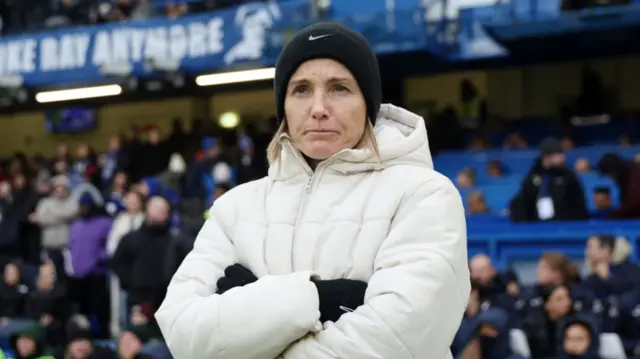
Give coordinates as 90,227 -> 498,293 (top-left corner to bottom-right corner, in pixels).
522,284 -> 574,359
106,191 -> 145,337
156,22 -> 469,359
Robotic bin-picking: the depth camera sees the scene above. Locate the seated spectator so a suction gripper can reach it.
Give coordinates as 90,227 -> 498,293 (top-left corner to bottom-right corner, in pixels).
591,187 -> 614,218
574,157 -> 591,174
510,137 -> 588,222
503,132 -> 528,149
469,254 -> 519,315
561,316 -> 602,359
487,160 -> 504,178
583,235 -> 640,299
456,167 -> 476,188
517,253 -> 587,319
597,152 -> 640,218
0,261 -> 30,340
467,190 -> 490,215
452,307 -> 524,359
6,324 -> 51,359
522,284 -> 575,359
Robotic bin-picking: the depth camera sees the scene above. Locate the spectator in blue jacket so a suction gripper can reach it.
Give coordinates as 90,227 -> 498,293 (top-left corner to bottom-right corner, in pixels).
559,315 -> 602,359
452,307 -> 524,359
583,235 -> 640,300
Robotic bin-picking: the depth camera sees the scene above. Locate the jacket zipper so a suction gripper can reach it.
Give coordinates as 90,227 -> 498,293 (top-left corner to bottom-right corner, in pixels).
291,174 -> 314,271
286,140 -> 341,272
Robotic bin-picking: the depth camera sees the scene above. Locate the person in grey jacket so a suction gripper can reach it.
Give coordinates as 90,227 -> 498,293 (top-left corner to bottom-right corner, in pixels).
33,175 -> 78,267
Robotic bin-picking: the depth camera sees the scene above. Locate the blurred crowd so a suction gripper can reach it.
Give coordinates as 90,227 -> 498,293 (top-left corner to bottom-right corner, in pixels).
454,137 -> 640,221
0,117 -> 271,359
459,235 -> 640,359
0,0 -> 263,35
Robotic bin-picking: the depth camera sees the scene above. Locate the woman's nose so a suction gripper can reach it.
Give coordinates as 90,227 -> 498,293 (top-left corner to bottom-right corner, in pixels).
310,92 -> 329,120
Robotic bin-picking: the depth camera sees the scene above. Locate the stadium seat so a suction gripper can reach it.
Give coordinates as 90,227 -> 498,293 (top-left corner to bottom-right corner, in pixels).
599,333 -> 627,359
509,329 -> 532,357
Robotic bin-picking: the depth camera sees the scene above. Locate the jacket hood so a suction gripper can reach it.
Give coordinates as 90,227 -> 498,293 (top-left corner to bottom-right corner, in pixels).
10,324 -> 47,358
559,315 -> 600,359
474,308 -> 512,359
269,104 -> 433,180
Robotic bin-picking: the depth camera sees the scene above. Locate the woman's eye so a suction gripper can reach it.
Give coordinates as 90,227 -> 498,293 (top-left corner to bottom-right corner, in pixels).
332,84 -> 349,92
292,85 -> 309,94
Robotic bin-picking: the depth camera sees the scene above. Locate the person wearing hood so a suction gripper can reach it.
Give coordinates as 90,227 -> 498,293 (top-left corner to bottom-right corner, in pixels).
510,137 -> 588,222
452,307 -> 524,359
67,193 -> 112,339
52,315 -> 118,359
559,316 -> 601,359
7,324 -> 54,359
155,22 -> 469,359
33,175 -> 79,277
597,152 -> 640,219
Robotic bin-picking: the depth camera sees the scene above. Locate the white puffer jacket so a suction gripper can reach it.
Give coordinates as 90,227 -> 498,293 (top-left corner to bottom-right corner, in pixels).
155,104 -> 470,359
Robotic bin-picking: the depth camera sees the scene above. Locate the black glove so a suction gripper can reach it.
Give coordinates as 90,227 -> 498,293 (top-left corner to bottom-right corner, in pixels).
216,264 -> 258,294
312,279 -> 368,323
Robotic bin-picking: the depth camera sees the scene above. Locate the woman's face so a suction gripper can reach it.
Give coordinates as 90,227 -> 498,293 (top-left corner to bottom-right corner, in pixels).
284,58 -> 367,161
545,286 -> 572,319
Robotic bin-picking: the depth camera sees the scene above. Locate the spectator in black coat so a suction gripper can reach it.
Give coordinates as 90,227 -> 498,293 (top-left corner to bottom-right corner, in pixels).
111,197 -> 190,310
522,284 -> 575,359
511,137 -> 588,222
24,261 -> 69,346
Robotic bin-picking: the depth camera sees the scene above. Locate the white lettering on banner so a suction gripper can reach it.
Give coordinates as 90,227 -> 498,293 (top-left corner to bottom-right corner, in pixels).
0,39 -> 37,74
0,1 -> 279,77
92,17 -> 224,67
40,34 -> 90,71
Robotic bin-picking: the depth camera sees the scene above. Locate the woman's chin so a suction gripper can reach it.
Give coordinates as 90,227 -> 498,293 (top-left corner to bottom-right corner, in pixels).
302,144 -> 340,162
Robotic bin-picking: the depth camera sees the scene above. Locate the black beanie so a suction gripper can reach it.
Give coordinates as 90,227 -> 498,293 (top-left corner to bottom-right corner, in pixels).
274,22 -> 382,125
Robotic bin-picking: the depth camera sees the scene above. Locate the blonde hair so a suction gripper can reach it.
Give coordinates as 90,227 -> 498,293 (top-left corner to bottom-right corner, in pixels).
267,119 -> 380,166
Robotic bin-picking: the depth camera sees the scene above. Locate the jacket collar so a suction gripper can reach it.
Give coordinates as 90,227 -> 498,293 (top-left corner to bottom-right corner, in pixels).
268,104 -> 433,181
